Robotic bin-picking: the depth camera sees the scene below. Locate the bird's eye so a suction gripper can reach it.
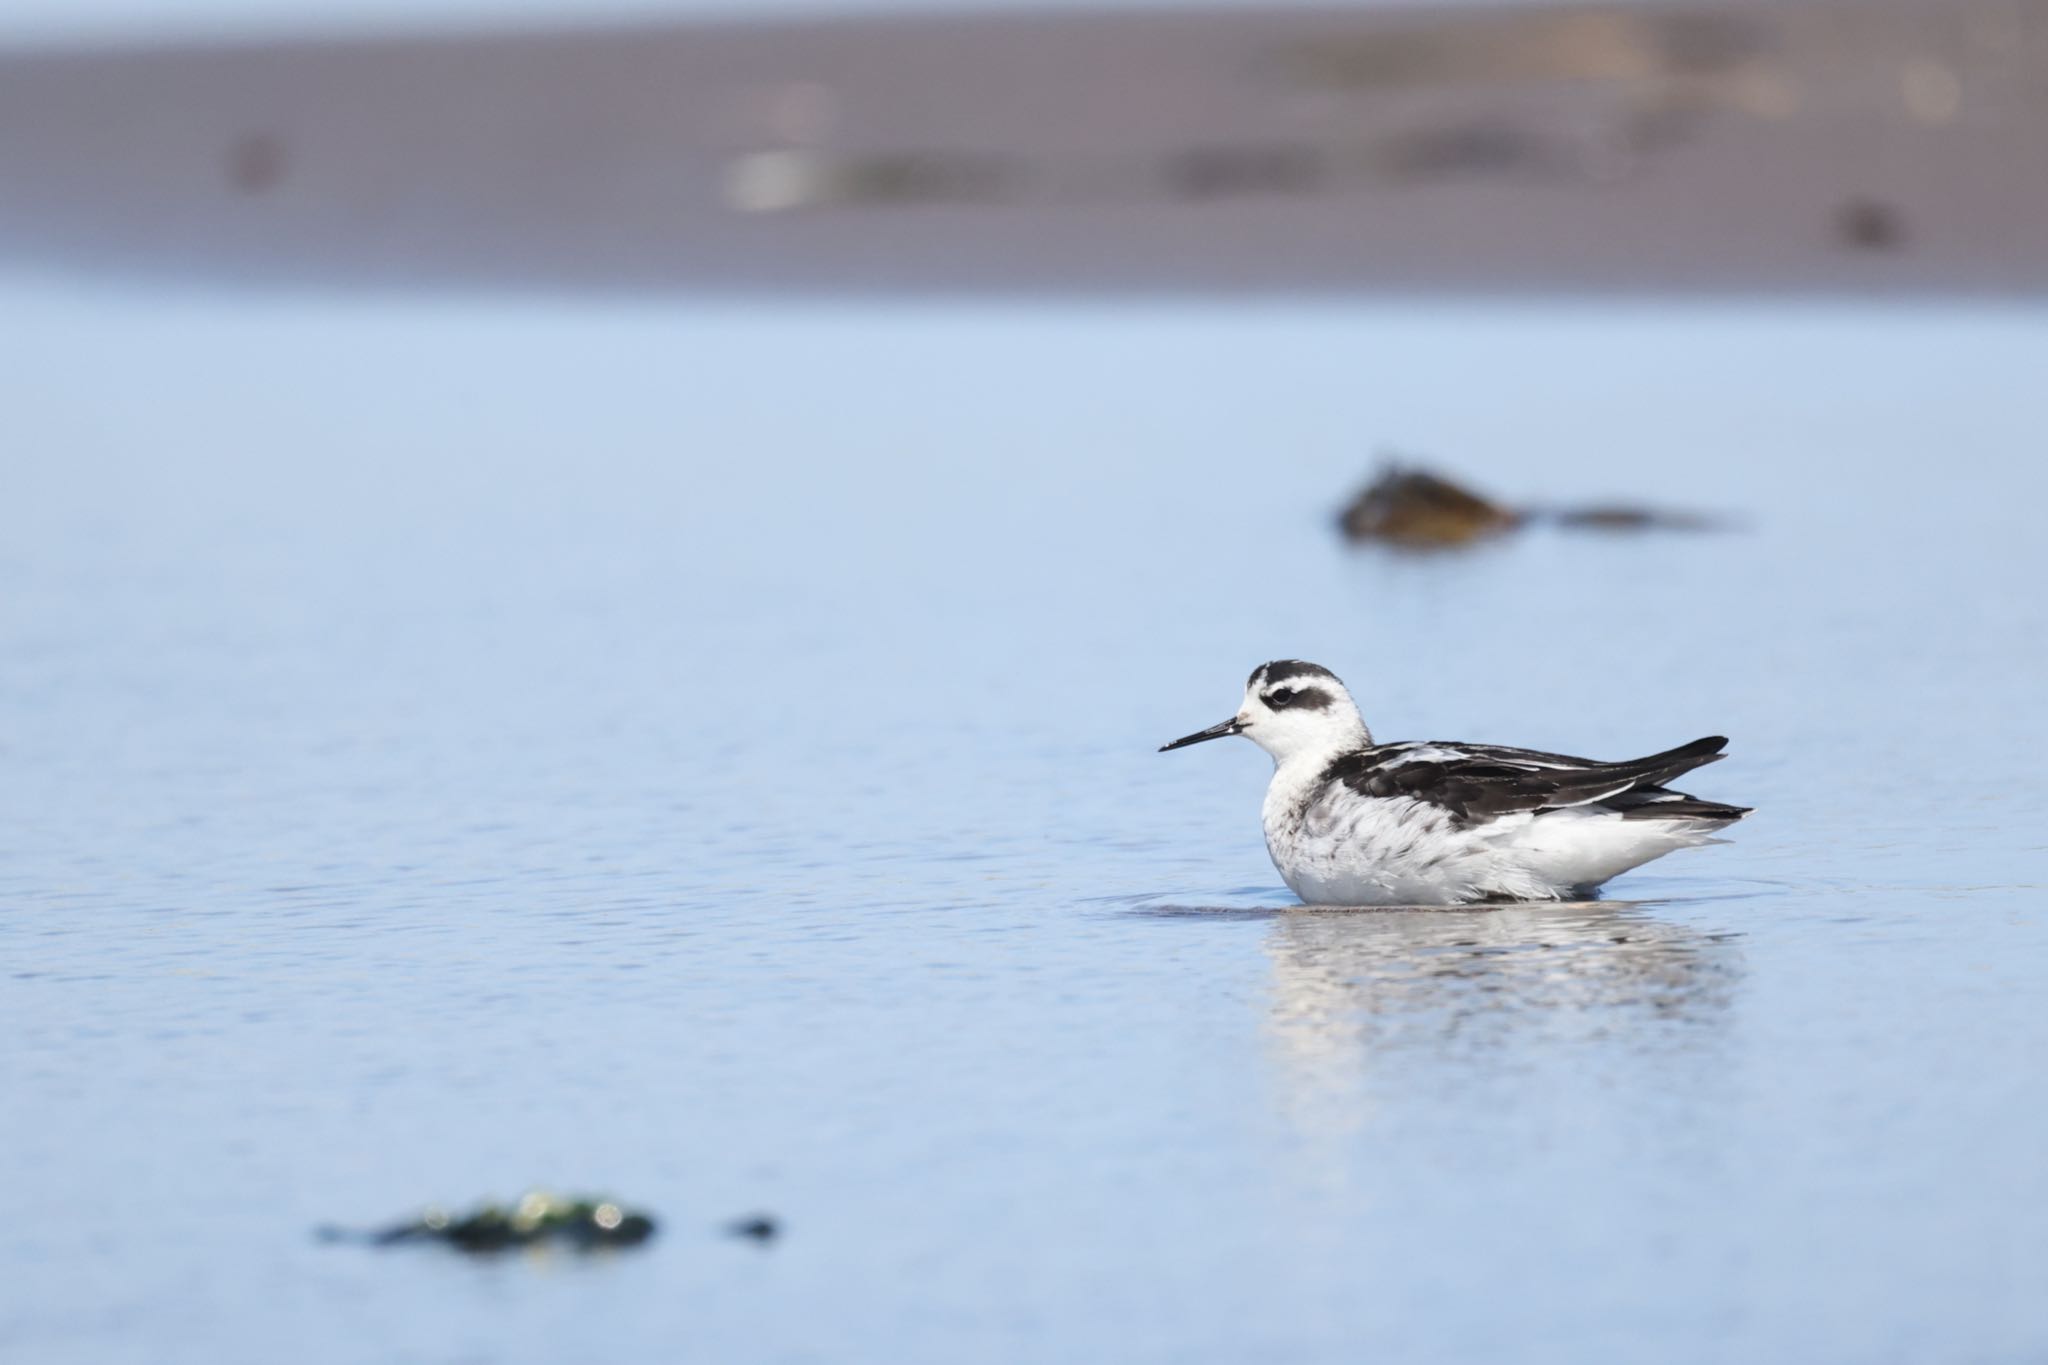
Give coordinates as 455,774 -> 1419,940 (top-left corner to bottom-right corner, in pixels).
1268,688 -> 1295,706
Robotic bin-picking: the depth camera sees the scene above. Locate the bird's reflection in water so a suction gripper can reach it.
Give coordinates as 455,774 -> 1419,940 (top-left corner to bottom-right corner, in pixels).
1263,901 -> 1743,1140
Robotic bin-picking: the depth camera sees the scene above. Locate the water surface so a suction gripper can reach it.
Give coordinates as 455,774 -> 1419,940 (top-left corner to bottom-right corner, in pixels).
2,296 -> 2044,1362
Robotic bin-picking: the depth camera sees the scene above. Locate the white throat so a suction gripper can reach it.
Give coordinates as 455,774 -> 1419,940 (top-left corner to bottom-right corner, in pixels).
1242,705 -> 1371,770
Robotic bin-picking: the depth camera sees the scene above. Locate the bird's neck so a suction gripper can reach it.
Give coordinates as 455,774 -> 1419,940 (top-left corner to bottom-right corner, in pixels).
1267,720 -> 1371,778
1263,738 -> 1355,832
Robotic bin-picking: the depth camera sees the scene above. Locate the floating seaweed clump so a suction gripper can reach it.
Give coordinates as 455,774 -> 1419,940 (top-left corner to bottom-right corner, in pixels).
319,1191 -> 656,1253
1337,462 -> 1521,546
1338,459 -> 1723,548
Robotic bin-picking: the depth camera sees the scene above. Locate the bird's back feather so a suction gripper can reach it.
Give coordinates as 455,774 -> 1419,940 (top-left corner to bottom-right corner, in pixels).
1319,735 -> 1748,829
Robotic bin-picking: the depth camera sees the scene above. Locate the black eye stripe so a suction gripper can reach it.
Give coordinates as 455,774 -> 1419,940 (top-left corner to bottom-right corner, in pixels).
1265,686 -> 1334,711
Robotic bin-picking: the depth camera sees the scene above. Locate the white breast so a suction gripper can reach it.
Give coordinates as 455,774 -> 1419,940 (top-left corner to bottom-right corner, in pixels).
1261,761 -> 1510,905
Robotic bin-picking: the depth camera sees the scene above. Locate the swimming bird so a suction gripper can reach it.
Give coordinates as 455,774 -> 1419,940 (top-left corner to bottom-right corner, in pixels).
1160,660 -> 1749,906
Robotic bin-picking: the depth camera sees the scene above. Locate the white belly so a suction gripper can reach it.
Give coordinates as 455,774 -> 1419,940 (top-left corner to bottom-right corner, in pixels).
1263,789 -> 1715,907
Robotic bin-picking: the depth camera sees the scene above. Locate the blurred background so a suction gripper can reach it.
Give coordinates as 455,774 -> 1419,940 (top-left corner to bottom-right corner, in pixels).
2,1 -> 2045,1362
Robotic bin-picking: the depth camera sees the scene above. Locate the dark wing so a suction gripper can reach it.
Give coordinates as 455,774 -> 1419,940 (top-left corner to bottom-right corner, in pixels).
1325,736 -> 1748,827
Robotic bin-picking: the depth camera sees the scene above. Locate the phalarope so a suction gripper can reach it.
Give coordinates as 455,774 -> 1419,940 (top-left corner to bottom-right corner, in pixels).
1161,660 -> 1749,906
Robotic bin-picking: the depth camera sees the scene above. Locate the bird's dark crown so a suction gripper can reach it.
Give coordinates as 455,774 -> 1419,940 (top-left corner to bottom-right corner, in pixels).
1248,659 -> 1338,689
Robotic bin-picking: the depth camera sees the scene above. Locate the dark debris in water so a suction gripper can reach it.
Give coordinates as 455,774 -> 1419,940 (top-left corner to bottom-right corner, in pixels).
725,1213 -> 781,1243
1338,462 -> 1521,547
317,1192 -> 657,1254
1338,460 -> 1725,548
1550,504 -> 1723,531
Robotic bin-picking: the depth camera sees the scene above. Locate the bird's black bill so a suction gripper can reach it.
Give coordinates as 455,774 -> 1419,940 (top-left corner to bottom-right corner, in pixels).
1159,718 -> 1243,752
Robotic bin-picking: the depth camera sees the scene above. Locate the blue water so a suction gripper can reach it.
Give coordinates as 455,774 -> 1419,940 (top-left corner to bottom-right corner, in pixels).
2,296 -> 2044,1363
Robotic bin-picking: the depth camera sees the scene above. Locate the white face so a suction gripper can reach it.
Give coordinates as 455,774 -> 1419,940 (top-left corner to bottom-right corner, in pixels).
1234,668 -> 1367,762
1160,660 -> 1370,764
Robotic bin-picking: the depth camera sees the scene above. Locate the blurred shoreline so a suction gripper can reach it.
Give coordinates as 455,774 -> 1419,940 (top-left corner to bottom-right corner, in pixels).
2,0 -> 2045,295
